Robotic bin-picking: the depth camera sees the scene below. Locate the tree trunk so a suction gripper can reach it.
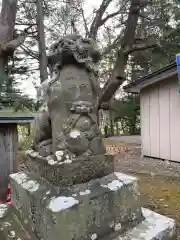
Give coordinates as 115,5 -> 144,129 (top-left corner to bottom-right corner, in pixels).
109,110 -> 114,136
0,0 -> 17,76
0,0 -> 27,201
116,122 -> 119,136
36,0 -> 48,83
98,0 -> 146,108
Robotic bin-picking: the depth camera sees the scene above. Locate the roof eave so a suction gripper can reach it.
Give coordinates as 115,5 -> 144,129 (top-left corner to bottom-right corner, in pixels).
124,62 -> 177,93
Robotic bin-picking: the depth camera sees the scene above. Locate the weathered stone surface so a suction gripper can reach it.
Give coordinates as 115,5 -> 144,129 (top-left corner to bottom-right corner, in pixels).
89,137 -> 106,155
5,167 -> 176,240
26,150 -> 113,187
36,139 -> 52,157
0,204 -> 38,240
0,206 -> 176,240
103,208 -> 176,240
32,35 -> 104,164
9,172 -> 143,240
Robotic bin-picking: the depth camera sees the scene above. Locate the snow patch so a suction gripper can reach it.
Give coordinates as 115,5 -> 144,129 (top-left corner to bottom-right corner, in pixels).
141,208 -> 175,239
79,189 -> 91,196
56,150 -> 64,156
0,205 -> 8,218
91,233 -> 97,240
69,130 -> 80,139
115,172 -> 136,185
27,150 -> 39,158
10,172 -> 27,184
47,156 -> 57,165
123,208 -> 176,239
63,159 -> 72,164
101,180 -> 123,191
21,180 -> 40,192
109,221 -> 114,228
4,222 -> 11,227
48,196 -> 79,212
9,230 -> 16,238
12,173 -> 40,192
57,159 -> 72,165
48,159 -> 57,165
55,151 -> 64,161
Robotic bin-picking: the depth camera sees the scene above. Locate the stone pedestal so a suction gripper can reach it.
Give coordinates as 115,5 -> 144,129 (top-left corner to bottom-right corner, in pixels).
0,170 -> 176,240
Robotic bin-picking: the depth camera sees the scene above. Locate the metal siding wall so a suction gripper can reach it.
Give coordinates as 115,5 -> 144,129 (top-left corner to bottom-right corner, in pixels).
140,89 -> 151,156
149,86 -> 160,158
169,77 -> 180,162
159,80 -> 171,160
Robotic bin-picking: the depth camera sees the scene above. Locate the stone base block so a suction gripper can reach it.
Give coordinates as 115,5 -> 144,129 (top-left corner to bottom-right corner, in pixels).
0,205 -> 176,240
9,172 -> 143,240
103,208 -> 176,240
26,150 -> 113,187
0,204 -> 38,240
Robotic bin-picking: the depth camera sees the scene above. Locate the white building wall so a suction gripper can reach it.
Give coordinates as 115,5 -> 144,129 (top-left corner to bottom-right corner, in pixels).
140,75 -> 180,162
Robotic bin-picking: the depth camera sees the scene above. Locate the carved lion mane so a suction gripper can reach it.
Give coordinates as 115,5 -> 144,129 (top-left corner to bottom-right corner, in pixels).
48,34 -> 101,75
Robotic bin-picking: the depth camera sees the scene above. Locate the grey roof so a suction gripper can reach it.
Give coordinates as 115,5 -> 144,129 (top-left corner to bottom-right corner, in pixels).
124,62 -> 177,93
0,108 -> 35,123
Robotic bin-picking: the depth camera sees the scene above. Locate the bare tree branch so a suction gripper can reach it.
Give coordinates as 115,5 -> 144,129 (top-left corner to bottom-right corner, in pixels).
2,33 -> 27,53
81,8 -> 89,37
20,45 -> 39,59
1,25 -> 34,54
138,13 -> 152,21
100,10 -> 126,26
102,35 -> 122,55
71,20 -> 78,34
15,23 -> 37,26
125,42 -> 157,54
89,0 -> 113,39
98,0 -> 150,108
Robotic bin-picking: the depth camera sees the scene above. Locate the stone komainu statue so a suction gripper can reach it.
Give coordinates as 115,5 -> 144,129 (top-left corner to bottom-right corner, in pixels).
32,34 -> 106,162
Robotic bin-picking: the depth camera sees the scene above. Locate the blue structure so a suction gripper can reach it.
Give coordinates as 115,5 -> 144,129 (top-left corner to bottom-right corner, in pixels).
176,54 -> 180,93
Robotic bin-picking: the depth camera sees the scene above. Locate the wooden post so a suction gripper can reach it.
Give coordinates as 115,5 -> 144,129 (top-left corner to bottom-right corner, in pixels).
0,123 -> 18,201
